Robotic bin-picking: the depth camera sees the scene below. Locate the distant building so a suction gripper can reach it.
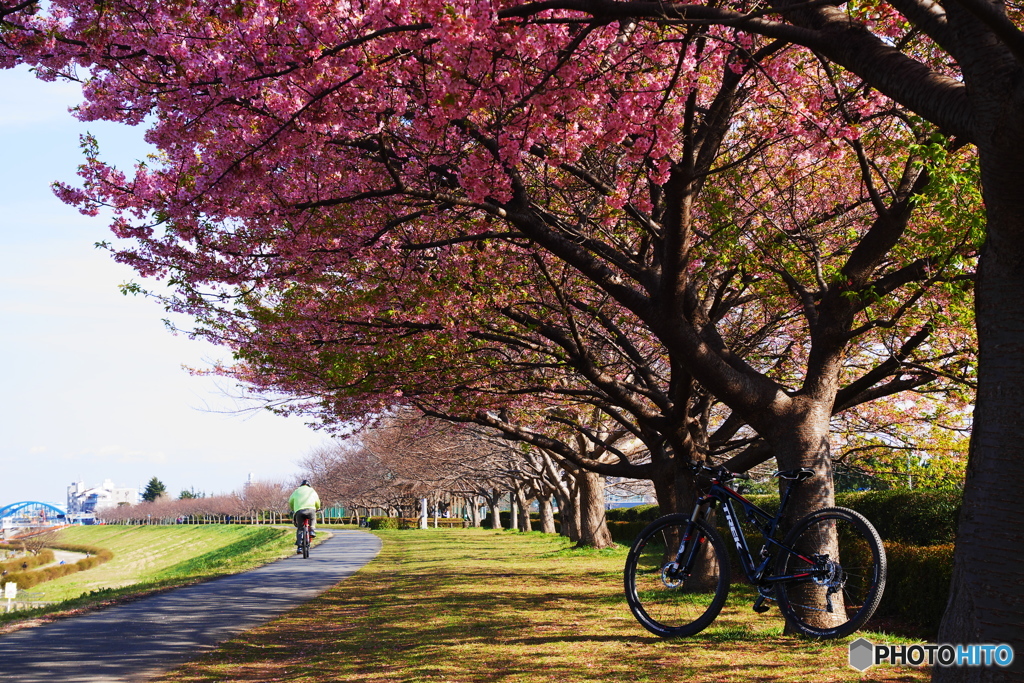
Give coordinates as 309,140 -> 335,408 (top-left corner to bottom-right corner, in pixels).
67,479 -> 139,518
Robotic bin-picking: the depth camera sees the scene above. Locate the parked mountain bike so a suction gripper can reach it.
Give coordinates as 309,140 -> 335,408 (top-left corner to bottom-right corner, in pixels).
296,517 -> 311,559
624,463 -> 886,639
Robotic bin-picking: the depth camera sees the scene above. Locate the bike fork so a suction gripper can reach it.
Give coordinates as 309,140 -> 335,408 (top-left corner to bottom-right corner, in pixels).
674,502 -> 709,570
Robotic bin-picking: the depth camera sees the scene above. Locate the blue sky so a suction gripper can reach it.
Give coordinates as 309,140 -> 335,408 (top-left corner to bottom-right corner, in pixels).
0,67 -> 327,507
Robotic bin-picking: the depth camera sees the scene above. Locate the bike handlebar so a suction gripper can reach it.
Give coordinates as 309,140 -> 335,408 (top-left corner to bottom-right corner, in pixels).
689,462 -> 751,482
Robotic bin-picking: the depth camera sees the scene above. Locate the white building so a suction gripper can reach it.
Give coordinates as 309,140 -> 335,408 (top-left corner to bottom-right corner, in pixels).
67,479 -> 139,517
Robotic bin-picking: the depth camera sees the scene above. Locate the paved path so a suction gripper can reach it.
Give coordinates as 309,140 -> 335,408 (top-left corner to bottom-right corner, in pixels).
0,530 -> 382,682
41,548 -> 89,569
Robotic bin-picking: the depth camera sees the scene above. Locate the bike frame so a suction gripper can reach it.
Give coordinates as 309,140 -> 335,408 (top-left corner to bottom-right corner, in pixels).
297,516 -> 312,557
680,477 -> 820,587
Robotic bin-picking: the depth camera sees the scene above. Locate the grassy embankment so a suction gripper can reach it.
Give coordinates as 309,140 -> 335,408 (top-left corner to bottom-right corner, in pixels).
1,524 -> 297,627
155,528 -> 928,683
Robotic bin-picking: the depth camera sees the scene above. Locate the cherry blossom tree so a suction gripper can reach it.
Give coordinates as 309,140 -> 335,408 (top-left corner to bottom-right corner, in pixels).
0,0 -> 985,643
497,0 -> 1023,670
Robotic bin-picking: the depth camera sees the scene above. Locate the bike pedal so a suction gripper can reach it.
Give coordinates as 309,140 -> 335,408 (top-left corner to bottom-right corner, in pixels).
752,597 -> 771,613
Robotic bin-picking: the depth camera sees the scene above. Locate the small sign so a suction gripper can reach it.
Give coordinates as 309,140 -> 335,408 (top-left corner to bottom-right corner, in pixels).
4,582 -> 16,599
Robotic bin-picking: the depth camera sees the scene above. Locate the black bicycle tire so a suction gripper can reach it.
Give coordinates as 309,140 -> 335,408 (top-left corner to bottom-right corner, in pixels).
302,526 -> 310,559
775,506 -> 886,639
624,513 -> 731,637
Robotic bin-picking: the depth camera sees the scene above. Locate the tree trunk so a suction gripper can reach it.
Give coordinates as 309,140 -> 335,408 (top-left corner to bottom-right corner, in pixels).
541,452 -> 580,541
552,475 -> 581,542
514,486 -> 532,532
469,496 -> 481,528
488,488 -> 502,530
768,400 -> 841,634
537,495 -> 557,534
576,470 -> 614,548
649,455 -> 700,517
936,132 -> 1024,679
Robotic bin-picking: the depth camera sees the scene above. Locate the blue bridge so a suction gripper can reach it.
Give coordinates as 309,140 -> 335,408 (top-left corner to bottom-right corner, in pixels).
0,502 -> 68,536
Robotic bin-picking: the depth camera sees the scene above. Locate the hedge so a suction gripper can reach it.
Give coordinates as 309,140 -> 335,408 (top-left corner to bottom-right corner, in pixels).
874,542 -> 954,633
608,521 -> 648,545
605,505 -> 661,524
482,511 -> 561,532
603,489 -> 960,545
1,549 -> 55,574
367,517 -> 399,530
1,544 -> 113,590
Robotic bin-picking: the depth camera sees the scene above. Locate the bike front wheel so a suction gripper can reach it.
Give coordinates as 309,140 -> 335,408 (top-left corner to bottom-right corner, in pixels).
624,513 -> 731,637
775,507 -> 886,638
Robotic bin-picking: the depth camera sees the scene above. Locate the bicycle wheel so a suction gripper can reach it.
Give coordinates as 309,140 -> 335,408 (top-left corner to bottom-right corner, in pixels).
624,513 -> 731,637
775,507 -> 886,638
301,526 -> 310,559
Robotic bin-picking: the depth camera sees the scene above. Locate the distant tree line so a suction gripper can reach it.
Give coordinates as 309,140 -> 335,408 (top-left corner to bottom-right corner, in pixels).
99,481 -> 291,525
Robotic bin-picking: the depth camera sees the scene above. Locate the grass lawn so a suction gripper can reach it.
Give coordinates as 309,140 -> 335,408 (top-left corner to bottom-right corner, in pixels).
0,524 -> 296,629
155,528 -> 928,683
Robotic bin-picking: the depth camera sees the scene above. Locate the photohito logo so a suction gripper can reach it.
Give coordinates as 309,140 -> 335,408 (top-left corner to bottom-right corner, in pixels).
849,638 -> 1015,671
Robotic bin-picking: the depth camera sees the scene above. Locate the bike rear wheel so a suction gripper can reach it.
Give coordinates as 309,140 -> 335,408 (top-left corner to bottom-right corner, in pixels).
624,513 -> 731,637
775,507 -> 886,638
302,525 -> 310,559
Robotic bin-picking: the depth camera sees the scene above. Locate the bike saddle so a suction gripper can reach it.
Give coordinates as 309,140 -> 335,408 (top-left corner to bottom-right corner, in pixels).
774,468 -> 815,481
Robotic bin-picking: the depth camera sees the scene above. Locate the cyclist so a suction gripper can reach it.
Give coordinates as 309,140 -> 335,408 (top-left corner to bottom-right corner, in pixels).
288,480 -> 321,550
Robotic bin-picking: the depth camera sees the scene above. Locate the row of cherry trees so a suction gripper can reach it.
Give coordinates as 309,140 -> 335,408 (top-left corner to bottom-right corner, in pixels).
0,0 -> 1006,663
97,481 -> 292,525
296,411 -> 634,546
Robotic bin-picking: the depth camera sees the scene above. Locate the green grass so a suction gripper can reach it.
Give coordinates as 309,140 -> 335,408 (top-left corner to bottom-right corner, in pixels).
152,528 -> 929,683
0,524 -> 297,629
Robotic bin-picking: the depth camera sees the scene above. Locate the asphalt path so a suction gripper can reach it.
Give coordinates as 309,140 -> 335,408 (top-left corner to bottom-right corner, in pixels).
0,530 -> 382,682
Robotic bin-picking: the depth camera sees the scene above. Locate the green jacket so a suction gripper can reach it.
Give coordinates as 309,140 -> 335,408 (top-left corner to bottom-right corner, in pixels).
288,485 -> 321,512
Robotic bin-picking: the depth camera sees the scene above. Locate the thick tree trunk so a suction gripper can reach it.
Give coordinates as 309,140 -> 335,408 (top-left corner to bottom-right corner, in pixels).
576,470 -> 614,548
936,136 -> 1024,680
509,496 -> 518,531
537,495 -> 557,534
469,496 -> 481,528
769,401 -> 836,530
768,400 -> 841,634
650,455 -> 701,516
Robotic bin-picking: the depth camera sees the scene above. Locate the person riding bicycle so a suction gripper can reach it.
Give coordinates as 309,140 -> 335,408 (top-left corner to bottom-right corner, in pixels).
288,480 -> 321,545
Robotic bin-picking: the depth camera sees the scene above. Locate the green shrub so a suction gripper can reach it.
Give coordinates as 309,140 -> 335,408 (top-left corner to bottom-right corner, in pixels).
1,544 -> 115,590
606,505 -> 661,523
875,542 -> 954,635
835,490 -> 959,545
607,521 -> 649,545
732,489 -> 959,546
1,549 -> 54,574
368,517 -> 399,530
604,508 -> 629,522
